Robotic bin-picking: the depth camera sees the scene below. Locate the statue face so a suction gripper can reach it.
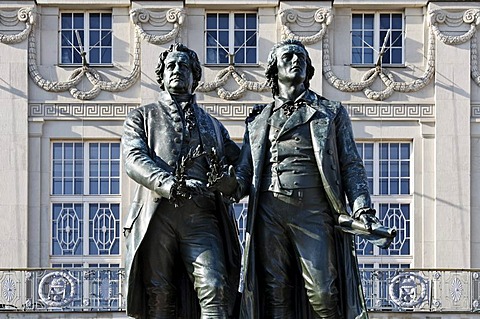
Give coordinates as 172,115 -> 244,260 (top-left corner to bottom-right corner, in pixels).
163,51 -> 194,95
276,44 -> 307,87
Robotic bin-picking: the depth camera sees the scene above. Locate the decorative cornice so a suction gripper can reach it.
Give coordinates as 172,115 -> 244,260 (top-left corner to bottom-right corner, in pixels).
428,9 -> 480,45
0,7 -> 34,44
196,66 -> 269,100
29,103 -> 139,119
279,8 -> 332,45
130,8 -> 184,44
345,104 -> 435,119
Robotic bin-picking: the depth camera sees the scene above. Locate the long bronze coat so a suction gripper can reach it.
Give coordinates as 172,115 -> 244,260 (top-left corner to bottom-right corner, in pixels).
236,90 -> 370,319
122,91 -> 241,318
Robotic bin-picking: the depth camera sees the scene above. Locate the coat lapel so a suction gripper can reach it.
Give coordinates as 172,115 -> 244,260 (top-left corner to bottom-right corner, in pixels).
248,104 -> 272,189
194,103 -> 216,152
278,105 -> 317,137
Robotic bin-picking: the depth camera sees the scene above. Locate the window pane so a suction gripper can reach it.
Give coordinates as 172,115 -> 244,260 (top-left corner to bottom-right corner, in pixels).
392,49 -> 402,64
101,31 -> 112,46
90,161 -> 98,177
90,143 -> 98,159
246,48 -> 256,63
207,14 -> 216,29
352,48 -> 362,64
219,14 -> 228,29
392,14 -> 402,29
352,31 -> 362,46
234,31 -> 244,46
90,48 -> 100,63
219,31 -> 229,46
90,30 -> 100,46
90,179 -> 98,194
90,13 -> 100,29
73,13 -> 84,28
364,31 -> 373,46
101,48 -> 112,63
219,51 -> 229,63
364,48 -> 373,64
380,14 -> 390,29
61,14 -> 72,29
364,14 -> 374,29
61,31 -> 72,46
61,48 -> 72,64
246,14 -> 256,29
391,31 -> 402,47
207,48 -> 217,63
246,31 -> 256,46
352,14 -> 362,29
111,143 -> 120,159
111,180 -> 120,194
101,13 -> 112,29
73,51 -> 82,64
234,14 -> 245,29
65,143 -> 73,159
53,143 -> 62,159
206,31 -> 217,46
235,48 -> 245,63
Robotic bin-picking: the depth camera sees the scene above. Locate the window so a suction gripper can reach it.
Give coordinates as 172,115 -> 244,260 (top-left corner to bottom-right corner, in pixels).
351,13 -> 403,65
50,142 -> 121,266
60,12 -> 112,65
205,12 -> 257,65
355,142 -> 412,266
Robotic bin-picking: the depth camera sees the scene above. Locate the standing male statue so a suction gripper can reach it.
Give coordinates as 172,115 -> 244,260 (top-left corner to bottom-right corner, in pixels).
235,39 -> 393,319
122,43 -> 241,319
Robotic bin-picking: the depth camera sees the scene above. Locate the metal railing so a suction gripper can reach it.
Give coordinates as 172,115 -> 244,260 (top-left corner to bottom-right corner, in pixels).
0,268 -> 479,312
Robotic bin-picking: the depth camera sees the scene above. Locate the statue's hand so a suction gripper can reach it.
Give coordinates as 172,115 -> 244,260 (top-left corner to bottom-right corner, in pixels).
356,208 -> 381,232
185,179 -> 209,196
208,165 -> 238,196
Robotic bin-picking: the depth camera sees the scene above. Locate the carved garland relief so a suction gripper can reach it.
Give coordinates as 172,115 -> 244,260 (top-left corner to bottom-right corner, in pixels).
1,6 -> 480,101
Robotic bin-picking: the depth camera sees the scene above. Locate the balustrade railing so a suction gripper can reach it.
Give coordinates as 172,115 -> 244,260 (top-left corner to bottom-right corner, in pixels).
0,268 -> 479,313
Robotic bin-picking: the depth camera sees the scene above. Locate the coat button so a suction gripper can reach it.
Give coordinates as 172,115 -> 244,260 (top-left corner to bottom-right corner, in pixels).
294,181 -> 299,186
172,149 -> 179,155
295,137 -> 300,141
336,180 -> 340,185
153,197 -> 160,203
331,165 -> 336,170
175,126 -> 182,132
174,137 -> 181,143
173,116 -> 181,122
168,160 -> 175,166
328,149 -> 334,155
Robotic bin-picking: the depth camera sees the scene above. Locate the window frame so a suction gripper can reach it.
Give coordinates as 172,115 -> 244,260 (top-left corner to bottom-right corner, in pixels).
351,12 -> 405,67
59,11 -> 113,67
50,141 -> 121,267
355,141 -> 413,267
205,11 -> 259,66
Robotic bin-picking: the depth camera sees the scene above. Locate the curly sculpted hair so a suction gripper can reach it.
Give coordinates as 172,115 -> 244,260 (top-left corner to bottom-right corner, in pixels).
265,39 -> 315,96
155,43 -> 202,91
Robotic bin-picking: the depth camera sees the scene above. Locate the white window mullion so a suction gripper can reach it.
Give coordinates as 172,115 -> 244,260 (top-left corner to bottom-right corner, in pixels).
228,13 -> 234,56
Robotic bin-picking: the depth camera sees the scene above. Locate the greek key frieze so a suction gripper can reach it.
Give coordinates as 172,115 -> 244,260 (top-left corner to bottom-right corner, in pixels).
345,104 -> 434,119
29,103 -> 139,119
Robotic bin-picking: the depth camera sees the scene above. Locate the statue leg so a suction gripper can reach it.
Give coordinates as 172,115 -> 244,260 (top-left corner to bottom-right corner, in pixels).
286,189 -> 340,319
255,192 -> 296,319
178,201 -> 229,319
139,205 -> 179,319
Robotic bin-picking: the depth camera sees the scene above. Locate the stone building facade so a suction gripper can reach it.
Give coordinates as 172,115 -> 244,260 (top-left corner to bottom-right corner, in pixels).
0,0 -> 480,316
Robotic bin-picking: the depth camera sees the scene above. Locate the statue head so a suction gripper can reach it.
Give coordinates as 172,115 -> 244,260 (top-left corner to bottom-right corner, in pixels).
265,39 -> 315,96
155,43 -> 202,95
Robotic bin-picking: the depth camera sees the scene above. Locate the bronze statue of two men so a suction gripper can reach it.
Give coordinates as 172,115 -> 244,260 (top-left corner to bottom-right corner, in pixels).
122,41 -> 394,319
